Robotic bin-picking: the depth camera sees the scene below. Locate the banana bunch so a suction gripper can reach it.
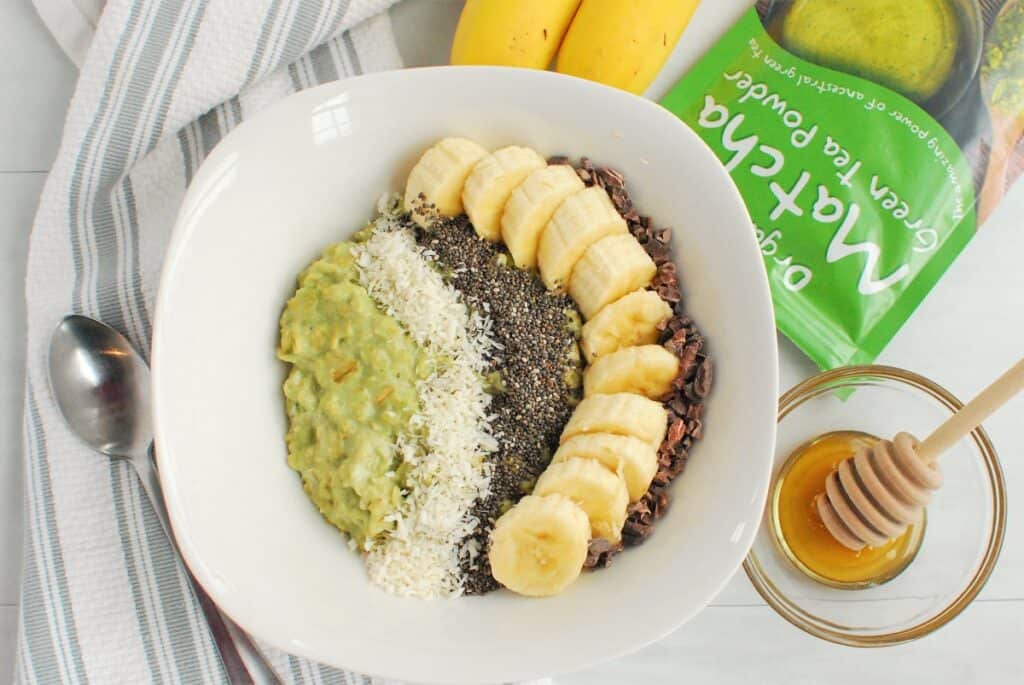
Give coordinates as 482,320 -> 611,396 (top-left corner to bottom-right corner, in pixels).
450,0 -> 702,95
403,138 -> 679,597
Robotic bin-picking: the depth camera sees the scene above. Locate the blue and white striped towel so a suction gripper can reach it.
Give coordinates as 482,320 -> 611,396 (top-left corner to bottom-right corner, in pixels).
17,2 -> 551,683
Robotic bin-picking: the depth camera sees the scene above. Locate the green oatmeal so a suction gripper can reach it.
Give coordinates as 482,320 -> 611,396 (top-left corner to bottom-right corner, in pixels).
278,241 -> 430,548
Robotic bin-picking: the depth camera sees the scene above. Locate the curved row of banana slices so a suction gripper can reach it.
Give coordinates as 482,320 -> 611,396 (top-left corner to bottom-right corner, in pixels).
404,138 -> 680,597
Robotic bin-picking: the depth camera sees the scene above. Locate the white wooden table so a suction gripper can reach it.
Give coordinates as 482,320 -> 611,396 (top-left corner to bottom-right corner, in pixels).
1,1 -> 1021,682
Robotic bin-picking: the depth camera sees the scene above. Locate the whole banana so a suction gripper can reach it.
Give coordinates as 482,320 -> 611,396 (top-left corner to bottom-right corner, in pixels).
556,0 -> 702,94
451,0 -> 582,69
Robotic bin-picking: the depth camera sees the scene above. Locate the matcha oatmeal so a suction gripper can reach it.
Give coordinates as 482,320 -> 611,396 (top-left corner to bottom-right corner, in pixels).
278,242 -> 427,549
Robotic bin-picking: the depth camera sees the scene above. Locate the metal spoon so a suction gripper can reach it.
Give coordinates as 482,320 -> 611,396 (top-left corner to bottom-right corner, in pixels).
48,315 -> 279,685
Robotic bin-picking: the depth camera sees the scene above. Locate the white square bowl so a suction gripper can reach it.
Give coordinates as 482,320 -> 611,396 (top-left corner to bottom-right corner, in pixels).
152,66 -> 778,684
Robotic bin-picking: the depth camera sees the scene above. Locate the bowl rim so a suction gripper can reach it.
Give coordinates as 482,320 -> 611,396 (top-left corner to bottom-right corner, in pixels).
743,364 -> 1007,647
151,65 -> 780,682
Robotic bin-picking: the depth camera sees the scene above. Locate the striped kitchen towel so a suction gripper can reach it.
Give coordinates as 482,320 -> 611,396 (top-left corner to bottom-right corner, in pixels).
15,1 -> 524,683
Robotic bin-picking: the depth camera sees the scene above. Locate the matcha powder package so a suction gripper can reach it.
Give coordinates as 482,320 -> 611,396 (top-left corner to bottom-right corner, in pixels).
662,0 -> 1024,369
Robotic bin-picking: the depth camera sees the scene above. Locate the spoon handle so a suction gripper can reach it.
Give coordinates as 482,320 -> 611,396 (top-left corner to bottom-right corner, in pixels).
135,451 -> 280,685
133,451 -> 174,540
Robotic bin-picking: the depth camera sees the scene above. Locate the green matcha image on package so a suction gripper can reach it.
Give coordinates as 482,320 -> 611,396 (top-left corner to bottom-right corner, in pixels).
663,0 -> 1024,369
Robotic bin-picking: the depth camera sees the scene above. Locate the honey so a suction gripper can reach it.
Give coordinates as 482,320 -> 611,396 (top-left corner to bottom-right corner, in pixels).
771,431 -> 925,588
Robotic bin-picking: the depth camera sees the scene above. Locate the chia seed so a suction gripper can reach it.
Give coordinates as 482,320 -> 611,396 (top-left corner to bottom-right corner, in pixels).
413,216 -> 583,595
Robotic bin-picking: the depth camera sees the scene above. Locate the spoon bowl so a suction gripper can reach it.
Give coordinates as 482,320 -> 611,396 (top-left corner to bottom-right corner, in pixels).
48,314 -> 152,460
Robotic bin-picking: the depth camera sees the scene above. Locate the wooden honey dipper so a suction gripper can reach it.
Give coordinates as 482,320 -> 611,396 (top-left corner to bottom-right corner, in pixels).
817,359 -> 1024,551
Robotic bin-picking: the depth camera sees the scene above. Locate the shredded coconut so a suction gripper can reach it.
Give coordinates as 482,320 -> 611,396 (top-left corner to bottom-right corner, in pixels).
355,218 -> 498,598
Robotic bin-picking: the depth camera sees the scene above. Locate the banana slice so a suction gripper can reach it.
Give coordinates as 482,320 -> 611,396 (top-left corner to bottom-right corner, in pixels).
462,146 -> 546,241
534,458 -> 629,543
561,392 -> 668,449
569,234 -> 657,319
552,433 -> 658,502
581,289 -> 672,363
537,186 -> 628,291
584,345 -> 680,399
489,494 -> 590,597
501,165 -> 585,269
404,137 -> 489,227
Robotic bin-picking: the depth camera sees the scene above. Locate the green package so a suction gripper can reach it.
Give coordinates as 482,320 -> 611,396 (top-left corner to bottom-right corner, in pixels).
662,0 -> 1022,369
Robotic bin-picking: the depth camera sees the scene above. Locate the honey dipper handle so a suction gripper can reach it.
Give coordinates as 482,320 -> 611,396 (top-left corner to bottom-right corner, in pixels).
917,358 -> 1024,463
